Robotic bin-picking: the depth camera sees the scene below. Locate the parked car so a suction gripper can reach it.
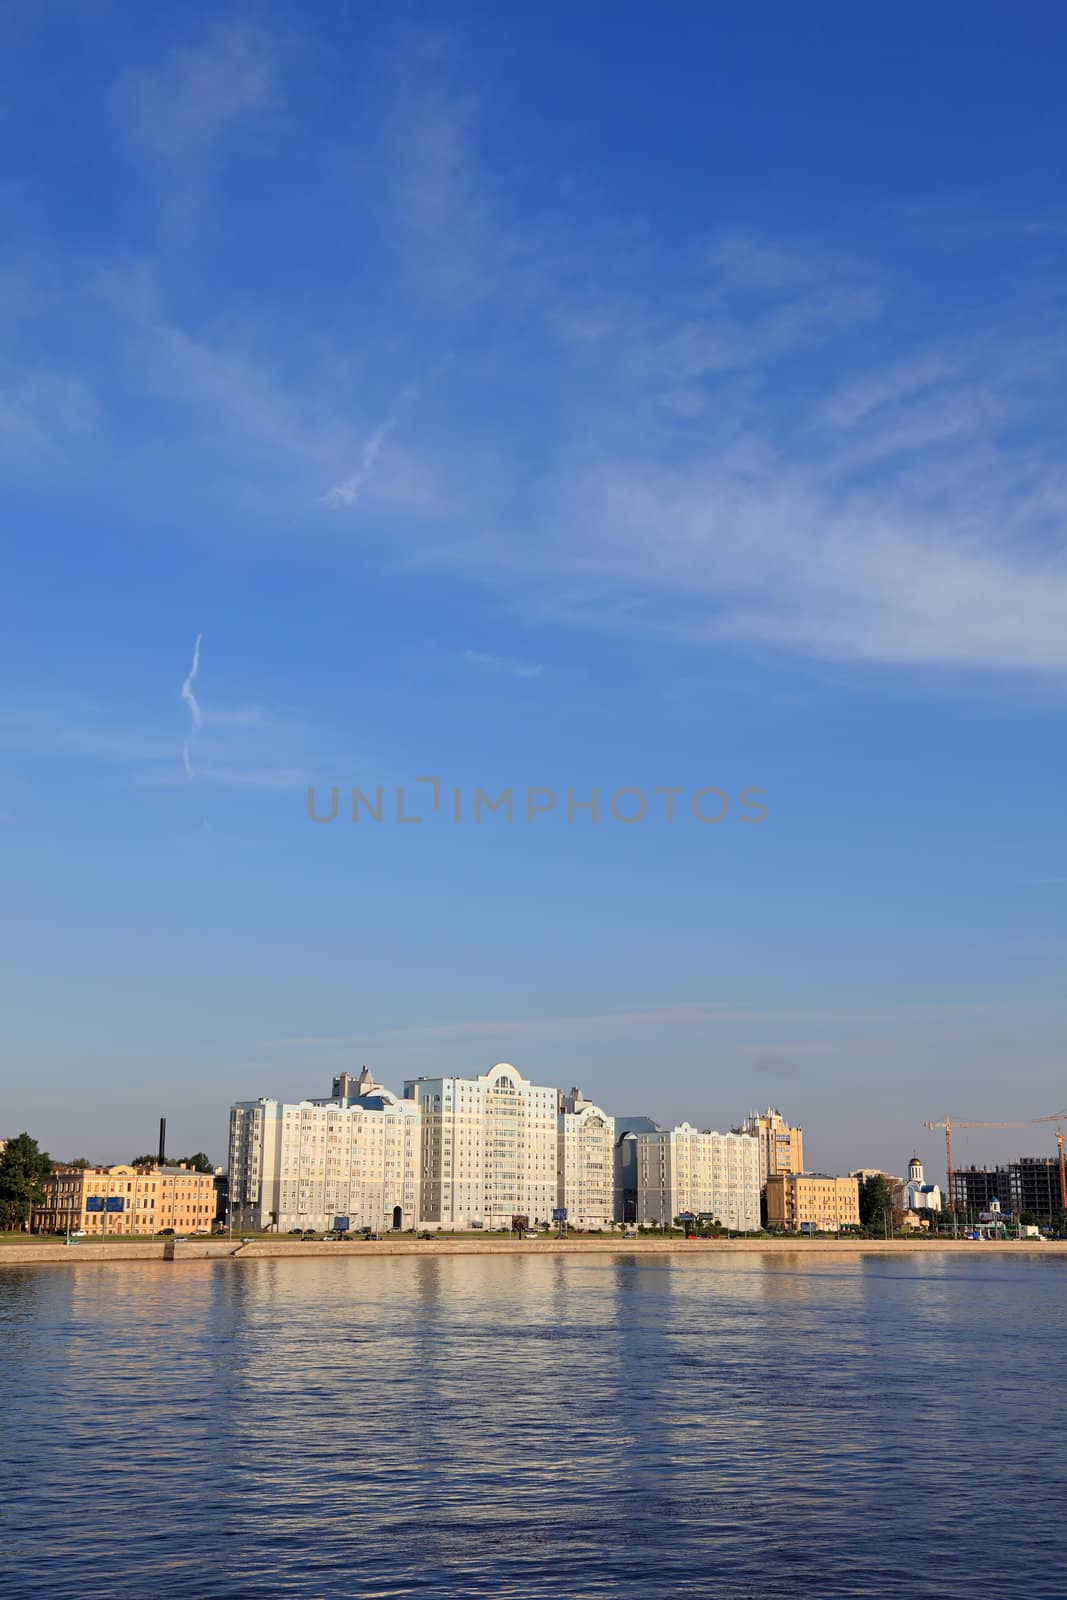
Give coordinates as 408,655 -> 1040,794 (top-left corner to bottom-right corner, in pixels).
157,1227 -> 176,1236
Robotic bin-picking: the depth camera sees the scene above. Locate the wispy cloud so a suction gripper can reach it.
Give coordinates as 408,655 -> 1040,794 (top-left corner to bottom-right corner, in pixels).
0,371 -> 97,457
5,23 -> 1065,680
822,354 -> 954,429
180,633 -> 202,778
199,705 -> 267,729
176,765 -> 307,792
462,649 -> 543,679
0,697 -> 175,765
260,998 -> 1005,1050
320,419 -> 395,509
0,685 -> 331,795
113,23 -> 282,230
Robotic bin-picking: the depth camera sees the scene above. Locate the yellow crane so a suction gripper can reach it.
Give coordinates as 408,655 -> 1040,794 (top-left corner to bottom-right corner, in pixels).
922,1111 -> 1067,1215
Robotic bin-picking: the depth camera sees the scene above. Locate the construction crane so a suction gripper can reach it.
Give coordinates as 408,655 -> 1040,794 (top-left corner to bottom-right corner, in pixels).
922,1111 -> 1067,1215
1054,1132 -> 1067,1213
922,1120 -> 1031,1215
1031,1113 -> 1067,1215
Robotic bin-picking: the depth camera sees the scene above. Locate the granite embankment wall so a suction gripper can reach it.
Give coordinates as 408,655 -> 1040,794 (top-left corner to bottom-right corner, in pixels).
2,1236 -> 1066,1267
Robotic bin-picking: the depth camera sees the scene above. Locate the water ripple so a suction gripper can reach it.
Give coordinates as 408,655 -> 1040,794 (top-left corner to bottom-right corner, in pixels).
1,1253 -> 1064,1598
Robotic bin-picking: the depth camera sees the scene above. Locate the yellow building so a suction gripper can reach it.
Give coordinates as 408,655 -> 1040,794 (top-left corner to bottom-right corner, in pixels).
735,1108 -> 804,1187
765,1172 -> 860,1233
34,1163 -> 217,1236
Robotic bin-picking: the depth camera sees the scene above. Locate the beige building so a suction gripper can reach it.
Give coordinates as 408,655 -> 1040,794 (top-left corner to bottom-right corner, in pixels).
229,1069 -> 420,1233
734,1107 -> 804,1187
850,1168 -> 902,1186
765,1173 -> 860,1233
629,1123 -> 761,1231
557,1088 -> 615,1228
405,1062 -> 558,1229
34,1163 -> 216,1235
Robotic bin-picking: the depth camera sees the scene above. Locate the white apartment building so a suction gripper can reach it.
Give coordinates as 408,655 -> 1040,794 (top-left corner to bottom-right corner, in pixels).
404,1062 -> 558,1229
229,1068 -> 420,1233
558,1088 -> 616,1228
629,1123 -> 761,1231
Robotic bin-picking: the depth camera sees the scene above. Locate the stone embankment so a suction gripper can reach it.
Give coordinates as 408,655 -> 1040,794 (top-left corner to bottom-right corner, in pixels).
2,1236 -> 1065,1267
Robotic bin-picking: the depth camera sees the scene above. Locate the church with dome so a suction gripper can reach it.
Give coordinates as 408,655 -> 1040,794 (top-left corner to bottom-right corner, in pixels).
894,1155 -> 943,1220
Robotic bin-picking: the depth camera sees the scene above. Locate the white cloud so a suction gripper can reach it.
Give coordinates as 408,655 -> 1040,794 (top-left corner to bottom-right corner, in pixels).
180,633 -> 202,778
462,649 -> 543,679
0,696 -> 176,765
554,460 -> 1067,671
259,997 -> 1005,1050
113,22 -> 281,228
703,229 -> 880,295
320,420 -> 395,509
199,705 -> 267,728
67,207 -> 1067,674
7,21 -> 1065,681
822,354 -> 954,429
0,682 -> 335,794
0,370 -> 97,455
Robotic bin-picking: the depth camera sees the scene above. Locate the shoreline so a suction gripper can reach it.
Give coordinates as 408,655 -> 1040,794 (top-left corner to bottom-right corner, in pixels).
2,1235 -> 1066,1267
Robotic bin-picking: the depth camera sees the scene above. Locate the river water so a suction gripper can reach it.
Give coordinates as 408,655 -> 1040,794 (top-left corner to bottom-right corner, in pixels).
1,1251 -> 1065,1598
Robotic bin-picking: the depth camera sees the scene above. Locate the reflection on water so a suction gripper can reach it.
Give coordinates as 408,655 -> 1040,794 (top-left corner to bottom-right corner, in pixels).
1,1253 -> 1065,1598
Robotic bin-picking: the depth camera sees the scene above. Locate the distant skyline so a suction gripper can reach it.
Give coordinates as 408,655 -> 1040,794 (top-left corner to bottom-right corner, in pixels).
1,3 -> 1065,1172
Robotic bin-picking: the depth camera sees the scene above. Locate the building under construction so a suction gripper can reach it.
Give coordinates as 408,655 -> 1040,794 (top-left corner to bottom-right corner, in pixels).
950,1157 -> 1063,1221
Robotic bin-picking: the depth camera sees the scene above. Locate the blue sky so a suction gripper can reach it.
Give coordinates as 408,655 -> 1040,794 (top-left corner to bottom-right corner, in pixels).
2,2 -> 1065,1176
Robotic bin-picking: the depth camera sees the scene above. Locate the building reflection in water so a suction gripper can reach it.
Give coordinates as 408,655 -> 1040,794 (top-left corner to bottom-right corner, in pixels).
2,1251 -> 1065,1598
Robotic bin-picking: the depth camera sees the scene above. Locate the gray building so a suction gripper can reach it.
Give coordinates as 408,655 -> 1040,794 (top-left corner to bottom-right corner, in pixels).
951,1157 -> 1063,1221
617,1121 -> 761,1231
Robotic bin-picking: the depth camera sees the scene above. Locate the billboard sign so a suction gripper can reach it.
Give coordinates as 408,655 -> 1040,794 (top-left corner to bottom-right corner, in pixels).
978,1211 -> 1012,1225
85,1196 -> 105,1213
333,1216 -> 350,1233
106,1196 -> 125,1213
552,1208 -> 567,1222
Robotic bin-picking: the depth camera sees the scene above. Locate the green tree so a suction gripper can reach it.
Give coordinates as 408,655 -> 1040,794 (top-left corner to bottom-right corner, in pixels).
1019,1209 -> 1038,1228
859,1174 -> 895,1233
0,1133 -> 54,1232
67,1157 -> 91,1169
181,1152 -> 214,1174
130,1151 -> 214,1172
